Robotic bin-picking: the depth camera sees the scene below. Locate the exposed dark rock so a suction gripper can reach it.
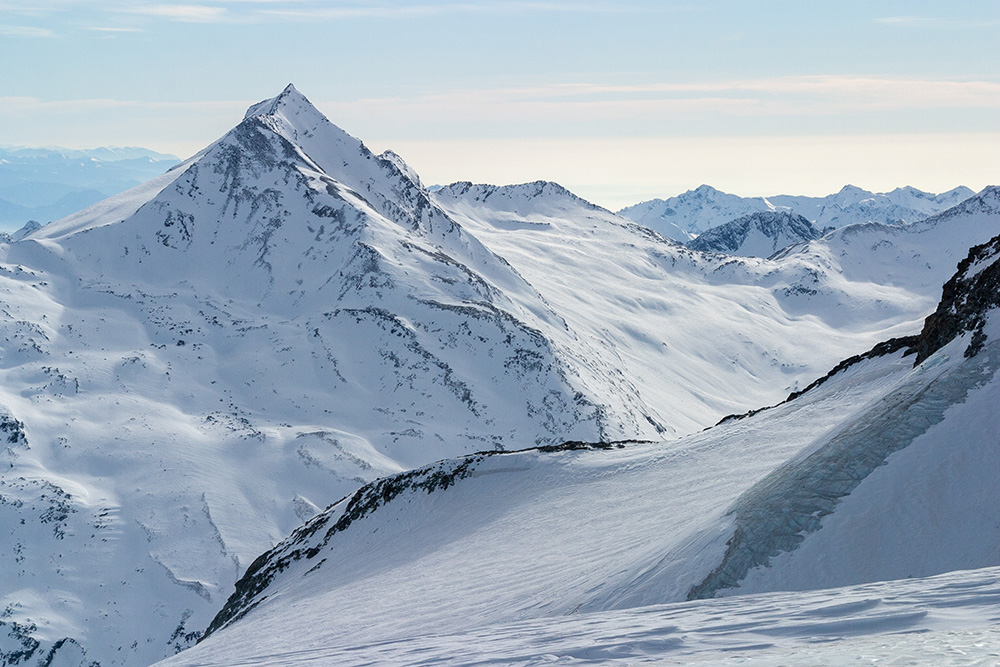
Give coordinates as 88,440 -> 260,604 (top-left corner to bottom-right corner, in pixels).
913,231 -> 1000,364
687,211 -> 822,257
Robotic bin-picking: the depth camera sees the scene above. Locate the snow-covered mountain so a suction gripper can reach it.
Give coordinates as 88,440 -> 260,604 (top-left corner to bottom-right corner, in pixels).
617,184 -> 770,242
170,226 -> 1000,666
686,210 -> 823,257
0,83 -> 998,666
772,183 -> 975,230
619,183 -> 974,242
0,85 -> 625,666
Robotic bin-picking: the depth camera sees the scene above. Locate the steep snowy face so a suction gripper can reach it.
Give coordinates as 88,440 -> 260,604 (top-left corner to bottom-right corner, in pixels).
686,211 -> 822,257
0,88 -> 622,666
30,84 -> 458,309
182,223 -> 1000,665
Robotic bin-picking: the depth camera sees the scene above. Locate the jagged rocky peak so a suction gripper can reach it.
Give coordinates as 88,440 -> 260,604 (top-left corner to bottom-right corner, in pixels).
889,184 -> 975,207
834,183 -> 867,197
439,180 -> 576,200
243,82 -> 310,119
10,83 -> 475,316
913,224 -> 1000,364
687,210 -> 822,258
691,183 -> 723,198
233,84 -> 424,194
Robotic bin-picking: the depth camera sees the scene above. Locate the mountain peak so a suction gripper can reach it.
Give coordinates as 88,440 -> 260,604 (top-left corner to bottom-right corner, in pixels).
687,210 -> 821,258
244,83 -> 316,121
691,184 -> 722,196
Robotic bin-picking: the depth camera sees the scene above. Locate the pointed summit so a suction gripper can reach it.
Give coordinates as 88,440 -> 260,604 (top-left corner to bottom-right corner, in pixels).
231,84 -> 432,206
244,83 -> 313,120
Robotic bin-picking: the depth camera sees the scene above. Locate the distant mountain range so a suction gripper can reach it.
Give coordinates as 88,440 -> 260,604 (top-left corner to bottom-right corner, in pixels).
618,183 -> 975,243
0,145 -> 179,231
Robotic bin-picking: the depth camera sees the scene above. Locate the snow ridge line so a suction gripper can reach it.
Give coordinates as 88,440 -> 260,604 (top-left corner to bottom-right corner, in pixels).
201,440 -> 640,639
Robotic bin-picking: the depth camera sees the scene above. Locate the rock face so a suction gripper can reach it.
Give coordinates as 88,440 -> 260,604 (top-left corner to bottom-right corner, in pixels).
914,188 -> 1000,363
686,211 -> 823,257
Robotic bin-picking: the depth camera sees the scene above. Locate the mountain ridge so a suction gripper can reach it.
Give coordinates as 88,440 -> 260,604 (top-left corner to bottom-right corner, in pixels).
619,183 -> 975,243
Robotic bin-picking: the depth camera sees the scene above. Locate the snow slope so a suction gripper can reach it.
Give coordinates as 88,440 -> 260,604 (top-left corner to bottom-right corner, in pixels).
619,183 -> 974,242
0,83 -> 997,665
171,231 -> 1000,666
163,566 -> 1000,666
434,181 -> 1000,433
686,210 -> 822,257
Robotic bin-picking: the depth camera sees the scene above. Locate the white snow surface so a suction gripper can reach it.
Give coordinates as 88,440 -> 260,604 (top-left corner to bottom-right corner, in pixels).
161,567 -> 1000,666
1,85 -> 999,665
619,183 -> 976,243
161,326 -> 1000,666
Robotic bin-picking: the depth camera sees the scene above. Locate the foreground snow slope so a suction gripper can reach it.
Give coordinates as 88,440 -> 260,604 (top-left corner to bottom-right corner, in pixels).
162,566 -> 1000,666
176,231 -> 1000,665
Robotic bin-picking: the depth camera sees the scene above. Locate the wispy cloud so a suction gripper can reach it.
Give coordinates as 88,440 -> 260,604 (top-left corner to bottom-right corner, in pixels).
0,23 -> 53,36
4,75 -> 997,124
875,15 -> 1000,29
126,3 -> 228,22
1,0 -> 634,22
321,75 -> 1000,126
86,25 -> 144,32
259,1 -> 632,21
0,96 -> 250,115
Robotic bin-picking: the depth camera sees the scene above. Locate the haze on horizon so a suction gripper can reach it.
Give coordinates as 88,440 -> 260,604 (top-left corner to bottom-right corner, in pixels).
1,0 -> 998,210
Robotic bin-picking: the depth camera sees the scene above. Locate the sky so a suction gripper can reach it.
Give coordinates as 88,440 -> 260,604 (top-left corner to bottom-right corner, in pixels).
1,0 -> 998,210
